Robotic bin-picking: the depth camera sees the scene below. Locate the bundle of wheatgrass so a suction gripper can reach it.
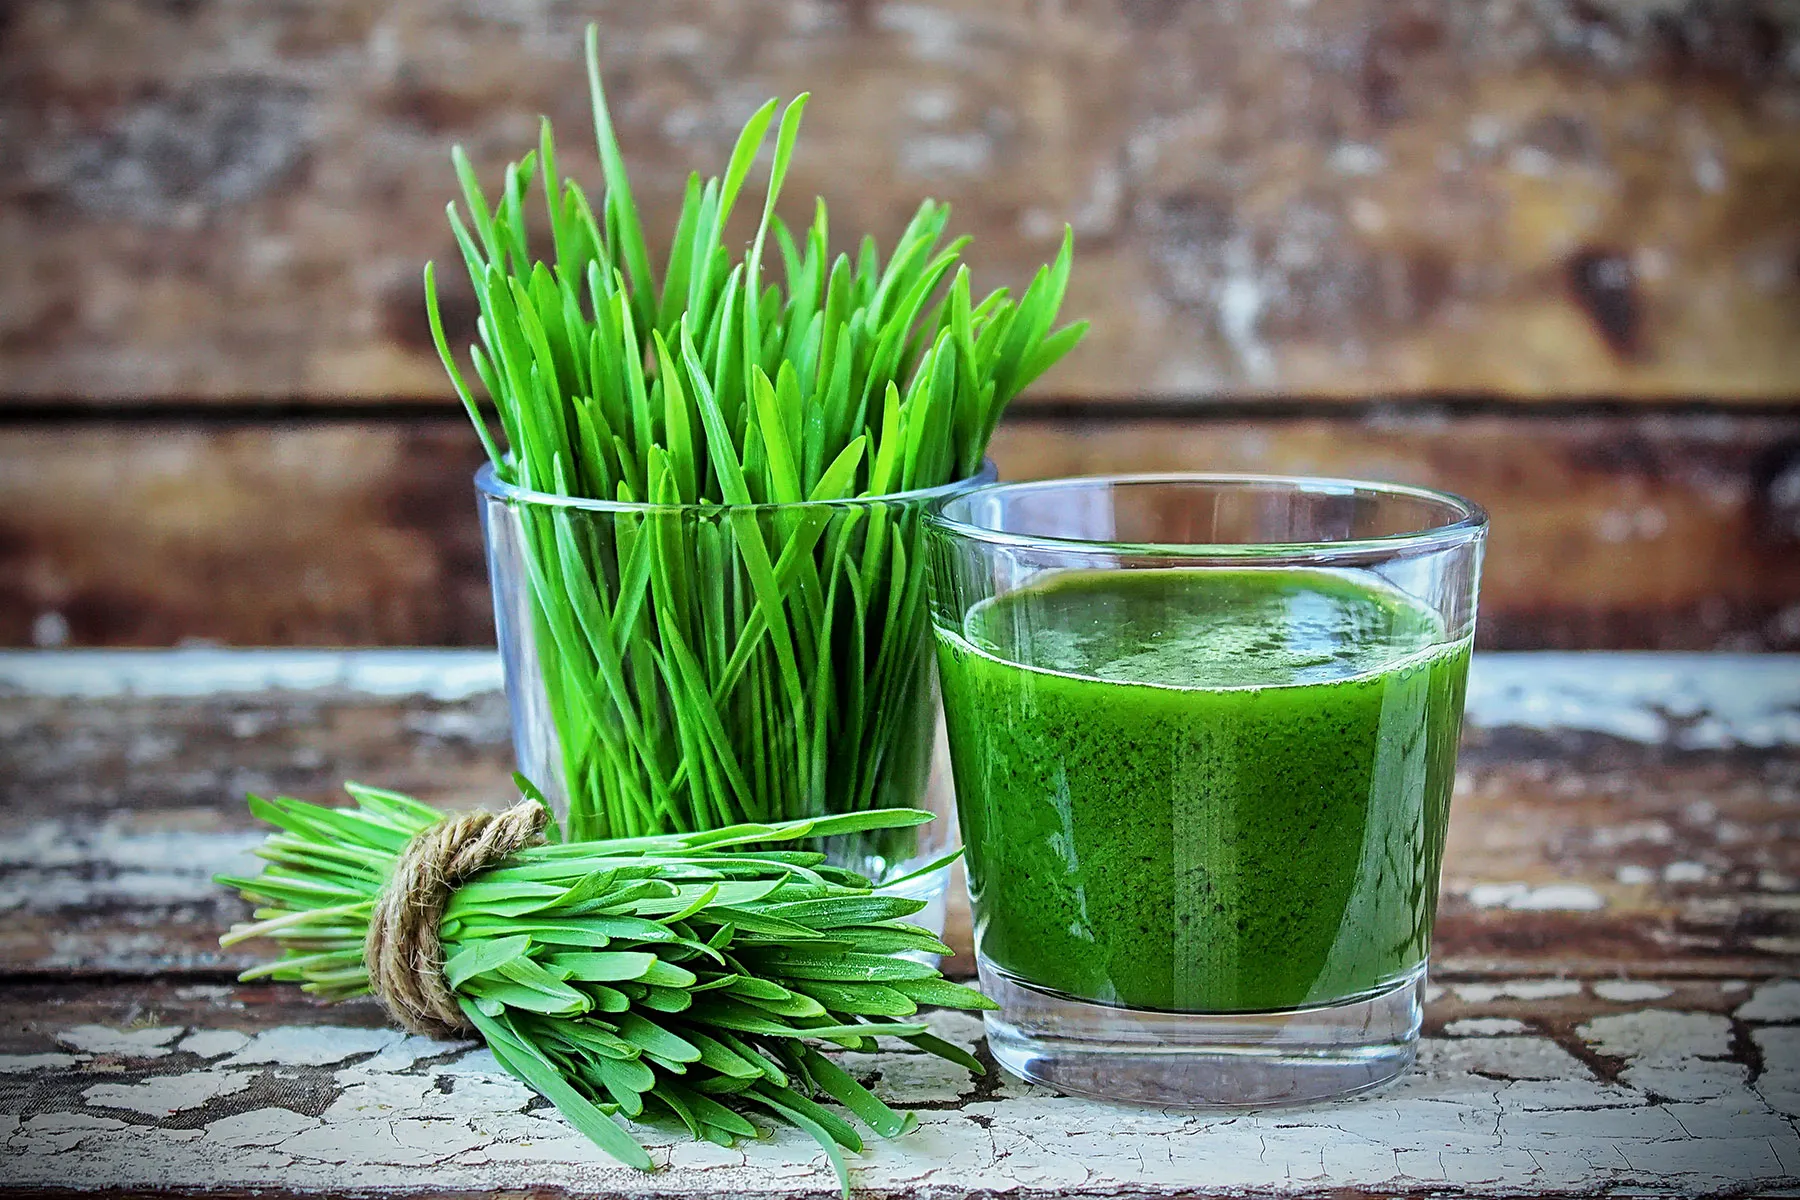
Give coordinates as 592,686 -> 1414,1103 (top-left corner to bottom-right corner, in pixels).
428,26 -> 1085,855
221,783 -> 994,1190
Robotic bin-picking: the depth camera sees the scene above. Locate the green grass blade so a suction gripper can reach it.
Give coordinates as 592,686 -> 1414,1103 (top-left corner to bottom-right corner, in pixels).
465,1002 -> 655,1170
585,26 -> 656,328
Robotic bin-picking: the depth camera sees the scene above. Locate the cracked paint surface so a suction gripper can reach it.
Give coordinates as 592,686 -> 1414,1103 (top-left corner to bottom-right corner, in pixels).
2,987 -> 1795,1196
1464,654 -> 1800,749
3,652 -> 1795,1194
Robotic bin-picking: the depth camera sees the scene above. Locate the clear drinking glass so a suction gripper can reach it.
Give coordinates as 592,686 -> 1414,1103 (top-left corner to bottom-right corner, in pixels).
926,473 -> 1487,1106
478,461 -> 996,934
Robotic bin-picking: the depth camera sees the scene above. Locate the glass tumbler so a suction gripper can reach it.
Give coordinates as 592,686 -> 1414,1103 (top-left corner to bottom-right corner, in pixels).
926,474 -> 1487,1106
479,460 -> 996,936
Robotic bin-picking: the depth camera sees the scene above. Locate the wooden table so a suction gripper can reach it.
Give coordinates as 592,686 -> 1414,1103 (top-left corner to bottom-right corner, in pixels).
2,650 -> 1796,1197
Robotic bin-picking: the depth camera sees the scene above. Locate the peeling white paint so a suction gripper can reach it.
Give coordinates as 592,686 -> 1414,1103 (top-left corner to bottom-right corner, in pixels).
1217,267 -> 1275,382
1328,143 -> 1386,176
1421,1035 -> 1594,1083
1753,1027 -> 1800,1119
898,133 -> 992,177
836,1052 -> 973,1103
1664,861 -> 1711,883
903,87 -> 958,124
1454,980 -> 1584,1003
0,822 -> 262,911
0,1053 -> 84,1073
1579,1010 -> 1733,1062
1622,1060 -> 1750,1102
1465,882 -> 1606,912
175,984 -> 241,1003
222,1026 -> 403,1068
1735,978 -> 1800,1022
1465,654 -> 1800,748
361,1033 -> 465,1072
203,1107 -> 321,1149
7,651 -> 1793,749
5,1014 -> 1794,1195
85,1071 -> 255,1116
1752,935 -> 1800,957
1445,1017 -> 1530,1036
0,648 -> 501,701
1593,820 -> 1676,849
178,1030 -> 252,1059
54,1026 -> 184,1058
875,5 -> 970,63
8,1112 -> 131,1155
1594,980 -> 1676,1003
42,929 -> 212,974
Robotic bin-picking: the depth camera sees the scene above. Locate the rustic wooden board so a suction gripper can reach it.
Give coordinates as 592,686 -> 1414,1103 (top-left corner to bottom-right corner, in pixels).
0,420 -> 495,648
2,651 -> 1796,983
1,651 -> 1796,1196
2,975 -> 1796,1197
3,1 -> 1798,402
3,410 -> 1797,649
996,411 -> 1800,652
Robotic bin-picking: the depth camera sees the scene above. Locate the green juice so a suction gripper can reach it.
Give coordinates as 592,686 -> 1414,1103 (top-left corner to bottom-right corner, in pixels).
937,567 -> 1470,1013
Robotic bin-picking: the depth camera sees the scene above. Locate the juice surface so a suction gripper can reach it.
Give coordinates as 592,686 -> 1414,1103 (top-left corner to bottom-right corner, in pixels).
937,567 -> 1470,1013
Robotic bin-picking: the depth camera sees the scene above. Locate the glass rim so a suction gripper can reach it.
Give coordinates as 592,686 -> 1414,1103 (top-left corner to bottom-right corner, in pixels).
476,458 -> 997,514
928,472 -> 1489,562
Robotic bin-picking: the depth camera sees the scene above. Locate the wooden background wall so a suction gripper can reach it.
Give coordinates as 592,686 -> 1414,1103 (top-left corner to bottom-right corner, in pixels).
2,0 -> 1797,649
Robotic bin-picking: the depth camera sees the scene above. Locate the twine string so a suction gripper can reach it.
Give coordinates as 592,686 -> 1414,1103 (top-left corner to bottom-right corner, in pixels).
364,800 -> 549,1038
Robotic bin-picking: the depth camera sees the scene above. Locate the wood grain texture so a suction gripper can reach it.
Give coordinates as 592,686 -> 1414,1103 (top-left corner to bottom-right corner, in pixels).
2,652 -> 1795,982
0,421 -> 493,647
2,0 -> 1797,402
2,410 -> 1797,649
992,411 -> 1800,651
0,652 -> 1797,1197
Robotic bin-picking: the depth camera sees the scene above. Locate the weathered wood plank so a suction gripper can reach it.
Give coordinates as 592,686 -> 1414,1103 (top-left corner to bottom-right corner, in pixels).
3,1 -> 1798,401
0,421 -> 494,647
3,409 -> 1798,649
0,976 -> 1794,1196
0,657 -> 516,977
996,412 -> 1800,651
1,652 -> 1795,981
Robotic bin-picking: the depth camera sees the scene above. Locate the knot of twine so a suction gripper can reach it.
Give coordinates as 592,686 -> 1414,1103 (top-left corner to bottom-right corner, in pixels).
364,800 -> 548,1039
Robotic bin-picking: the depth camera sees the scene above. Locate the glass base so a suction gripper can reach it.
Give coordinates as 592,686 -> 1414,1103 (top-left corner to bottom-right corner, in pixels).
979,958 -> 1426,1109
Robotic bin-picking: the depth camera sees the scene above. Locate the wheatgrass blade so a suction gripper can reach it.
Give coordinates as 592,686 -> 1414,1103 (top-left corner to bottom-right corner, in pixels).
223,785 -> 995,1195
436,22 -> 1081,864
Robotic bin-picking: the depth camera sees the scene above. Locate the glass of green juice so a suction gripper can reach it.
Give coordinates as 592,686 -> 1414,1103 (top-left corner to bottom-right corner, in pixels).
926,474 -> 1486,1107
